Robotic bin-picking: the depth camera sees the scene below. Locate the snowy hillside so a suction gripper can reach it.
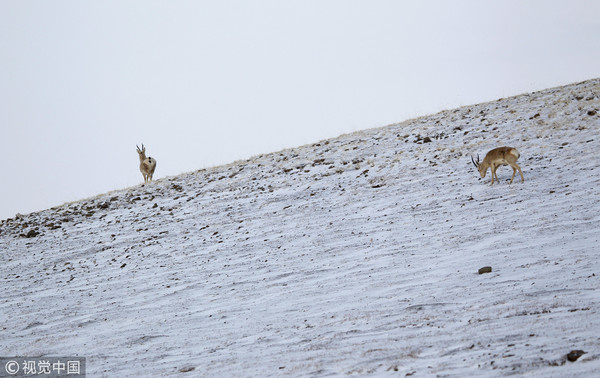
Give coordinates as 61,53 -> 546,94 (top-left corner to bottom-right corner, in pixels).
1,79 -> 599,377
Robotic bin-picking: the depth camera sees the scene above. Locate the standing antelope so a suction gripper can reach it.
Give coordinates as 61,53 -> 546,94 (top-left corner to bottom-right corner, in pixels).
471,147 -> 524,186
136,144 -> 157,183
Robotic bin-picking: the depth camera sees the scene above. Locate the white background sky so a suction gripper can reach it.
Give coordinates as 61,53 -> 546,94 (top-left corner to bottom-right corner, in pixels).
1,0 -> 599,220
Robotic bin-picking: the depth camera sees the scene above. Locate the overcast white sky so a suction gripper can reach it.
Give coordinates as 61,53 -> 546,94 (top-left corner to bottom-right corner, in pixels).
1,1 -> 599,220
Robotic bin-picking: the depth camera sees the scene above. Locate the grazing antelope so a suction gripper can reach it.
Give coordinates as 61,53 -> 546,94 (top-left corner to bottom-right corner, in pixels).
471,147 -> 524,186
136,144 -> 157,183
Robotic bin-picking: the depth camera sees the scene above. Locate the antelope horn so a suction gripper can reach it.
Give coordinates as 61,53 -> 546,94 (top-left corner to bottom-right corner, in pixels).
471,155 -> 478,167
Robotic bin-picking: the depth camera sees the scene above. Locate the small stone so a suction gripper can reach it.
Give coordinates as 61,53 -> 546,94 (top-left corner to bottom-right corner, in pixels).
567,350 -> 585,362
478,266 -> 492,274
24,229 -> 40,238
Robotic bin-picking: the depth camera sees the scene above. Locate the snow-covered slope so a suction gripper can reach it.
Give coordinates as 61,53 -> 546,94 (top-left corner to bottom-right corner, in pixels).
1,79 -> 599,377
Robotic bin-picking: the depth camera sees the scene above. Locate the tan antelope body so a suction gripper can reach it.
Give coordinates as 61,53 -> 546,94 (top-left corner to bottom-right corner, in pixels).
471,147 -> 524,185
136,144 -> 157,183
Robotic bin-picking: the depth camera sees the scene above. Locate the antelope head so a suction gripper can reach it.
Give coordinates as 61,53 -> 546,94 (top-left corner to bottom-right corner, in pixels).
136,144 -> 146,160
471,154 -> 484,178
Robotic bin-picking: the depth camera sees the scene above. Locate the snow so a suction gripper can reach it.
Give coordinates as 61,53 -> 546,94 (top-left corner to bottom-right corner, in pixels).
1,78 -> 599,376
